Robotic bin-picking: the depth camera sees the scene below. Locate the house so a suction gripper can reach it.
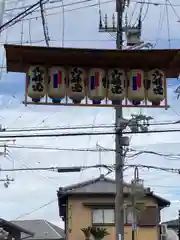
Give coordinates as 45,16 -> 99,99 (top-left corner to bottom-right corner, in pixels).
162,219 -> 179,233
0,218 -> 33,240
12,219 -> 65,240
57,174 -> 170,240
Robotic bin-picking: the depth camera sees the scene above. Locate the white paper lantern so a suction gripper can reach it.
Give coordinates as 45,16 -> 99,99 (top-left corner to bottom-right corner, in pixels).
68,67 -> 86,104
107,68 -> 125,104
88,68 -> 106,104
48,67 -> 67,103
147,69 -> 165,105
127,69 -> 145,105
27,66 -> 46,102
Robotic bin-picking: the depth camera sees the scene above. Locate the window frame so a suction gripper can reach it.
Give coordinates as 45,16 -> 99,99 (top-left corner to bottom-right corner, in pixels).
92,208 -> 115,225
91,207 -> 135,226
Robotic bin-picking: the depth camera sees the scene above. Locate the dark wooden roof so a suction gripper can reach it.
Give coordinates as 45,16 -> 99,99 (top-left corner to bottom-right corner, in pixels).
57,175 -> 170,208
4,44 -> 180,78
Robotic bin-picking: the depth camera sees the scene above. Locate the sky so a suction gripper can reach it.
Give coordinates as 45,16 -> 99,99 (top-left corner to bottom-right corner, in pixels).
0,0 -> 180,230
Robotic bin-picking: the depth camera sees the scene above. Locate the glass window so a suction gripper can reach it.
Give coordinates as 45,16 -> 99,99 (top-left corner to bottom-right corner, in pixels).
104,209 -> 115,224
92,209 -> 115,224
92,209 -> 103,224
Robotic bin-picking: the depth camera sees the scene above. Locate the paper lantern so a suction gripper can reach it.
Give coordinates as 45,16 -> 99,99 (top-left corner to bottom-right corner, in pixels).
147,69 -> 165,105
107,68 -> 125,104
127,69 -> 145,105
68,67 -> 86,104
88,68 -> 106,104
27,66 -> 46,102
48,67 -> 67,103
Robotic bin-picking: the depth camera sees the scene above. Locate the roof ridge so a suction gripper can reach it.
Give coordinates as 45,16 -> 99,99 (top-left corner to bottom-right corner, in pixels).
59,175 -> 103,192
13,219 -> 45,222
59,175 -> 130,193
44,220 -> 62,238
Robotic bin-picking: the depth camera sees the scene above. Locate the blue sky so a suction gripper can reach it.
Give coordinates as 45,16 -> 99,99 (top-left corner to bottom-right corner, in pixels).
1,0 -> 180,228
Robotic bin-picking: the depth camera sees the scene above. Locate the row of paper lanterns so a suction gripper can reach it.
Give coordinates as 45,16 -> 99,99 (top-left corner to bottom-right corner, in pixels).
27,66 -> 165,105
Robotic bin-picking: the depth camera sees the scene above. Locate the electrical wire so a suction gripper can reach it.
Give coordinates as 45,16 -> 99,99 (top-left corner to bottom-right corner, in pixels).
0,0 -> 49,33
28,18 -> 32,44
6,150 -> 61,185
7,0 -> 114,22
4,120 -> 180,133
125,164 -> 180,174
12,161 -> 180,220
132,0 -> 180,6
40,0 -> 50,46
0,163 -> 113,172
4,144 -> 180,164
165,0 -> 171,48
153,4 -> 165,48
80,109 -> 99,180
61,0 -> 65,47
5,0 -> 180,16
1,127 -> 180,139
13,199 -> 57,220
167,0 -> 180,22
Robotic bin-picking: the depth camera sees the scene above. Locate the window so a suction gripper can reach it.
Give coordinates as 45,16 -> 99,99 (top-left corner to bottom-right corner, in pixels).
124,208 -> 134,224
92,208 -> 134,225
92,209 -> 115,224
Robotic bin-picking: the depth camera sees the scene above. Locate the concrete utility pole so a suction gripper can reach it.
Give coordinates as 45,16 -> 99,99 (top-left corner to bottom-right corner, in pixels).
131,167 -> 144,240
115,0 -> 124,239
178,210 -> 180,240
98,2 -> 151,240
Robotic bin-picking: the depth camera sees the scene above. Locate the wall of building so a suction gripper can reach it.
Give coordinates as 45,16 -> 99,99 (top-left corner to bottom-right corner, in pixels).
67,196 -> 160,240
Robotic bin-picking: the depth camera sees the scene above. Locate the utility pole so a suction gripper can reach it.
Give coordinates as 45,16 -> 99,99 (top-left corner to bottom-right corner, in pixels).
131,167 -> 144,240
98,2 -> 151,240
115,0 -> 124,239
178,210 -> 180,240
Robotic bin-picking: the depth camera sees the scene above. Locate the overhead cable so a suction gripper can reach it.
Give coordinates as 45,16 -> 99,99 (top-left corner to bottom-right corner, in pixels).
39,0 -> 50,46
0,0 -> 49,33
12,162 -> 180,220
4,144 -> 180,162
0,164 -> 113,172
0,128 -> 180,139
3,120 -> 180,133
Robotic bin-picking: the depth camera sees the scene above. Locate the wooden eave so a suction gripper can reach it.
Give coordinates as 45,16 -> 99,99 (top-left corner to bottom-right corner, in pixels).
4,44 -> 180,78
57,191 -> 170,208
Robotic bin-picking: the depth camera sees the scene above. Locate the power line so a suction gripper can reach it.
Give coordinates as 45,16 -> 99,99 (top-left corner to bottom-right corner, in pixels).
3,124 -> 114,132
4,144 -> 109,151
0,0 -> 49,33
0,128 -> 180,139
126,164 -> 180,174
2,162 -> 180,173
0,164 -> 113,172
5,144 -> 180,161
132,0 -> 180,6
5,0 -> 115,22
3,120 -> 180,133
39,0 -> 50,46
14,199 -> 57,220
0,37 -> 180,45
5,0 -> 180,15
5,0 -> 112,13
12,162 -> 180,220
